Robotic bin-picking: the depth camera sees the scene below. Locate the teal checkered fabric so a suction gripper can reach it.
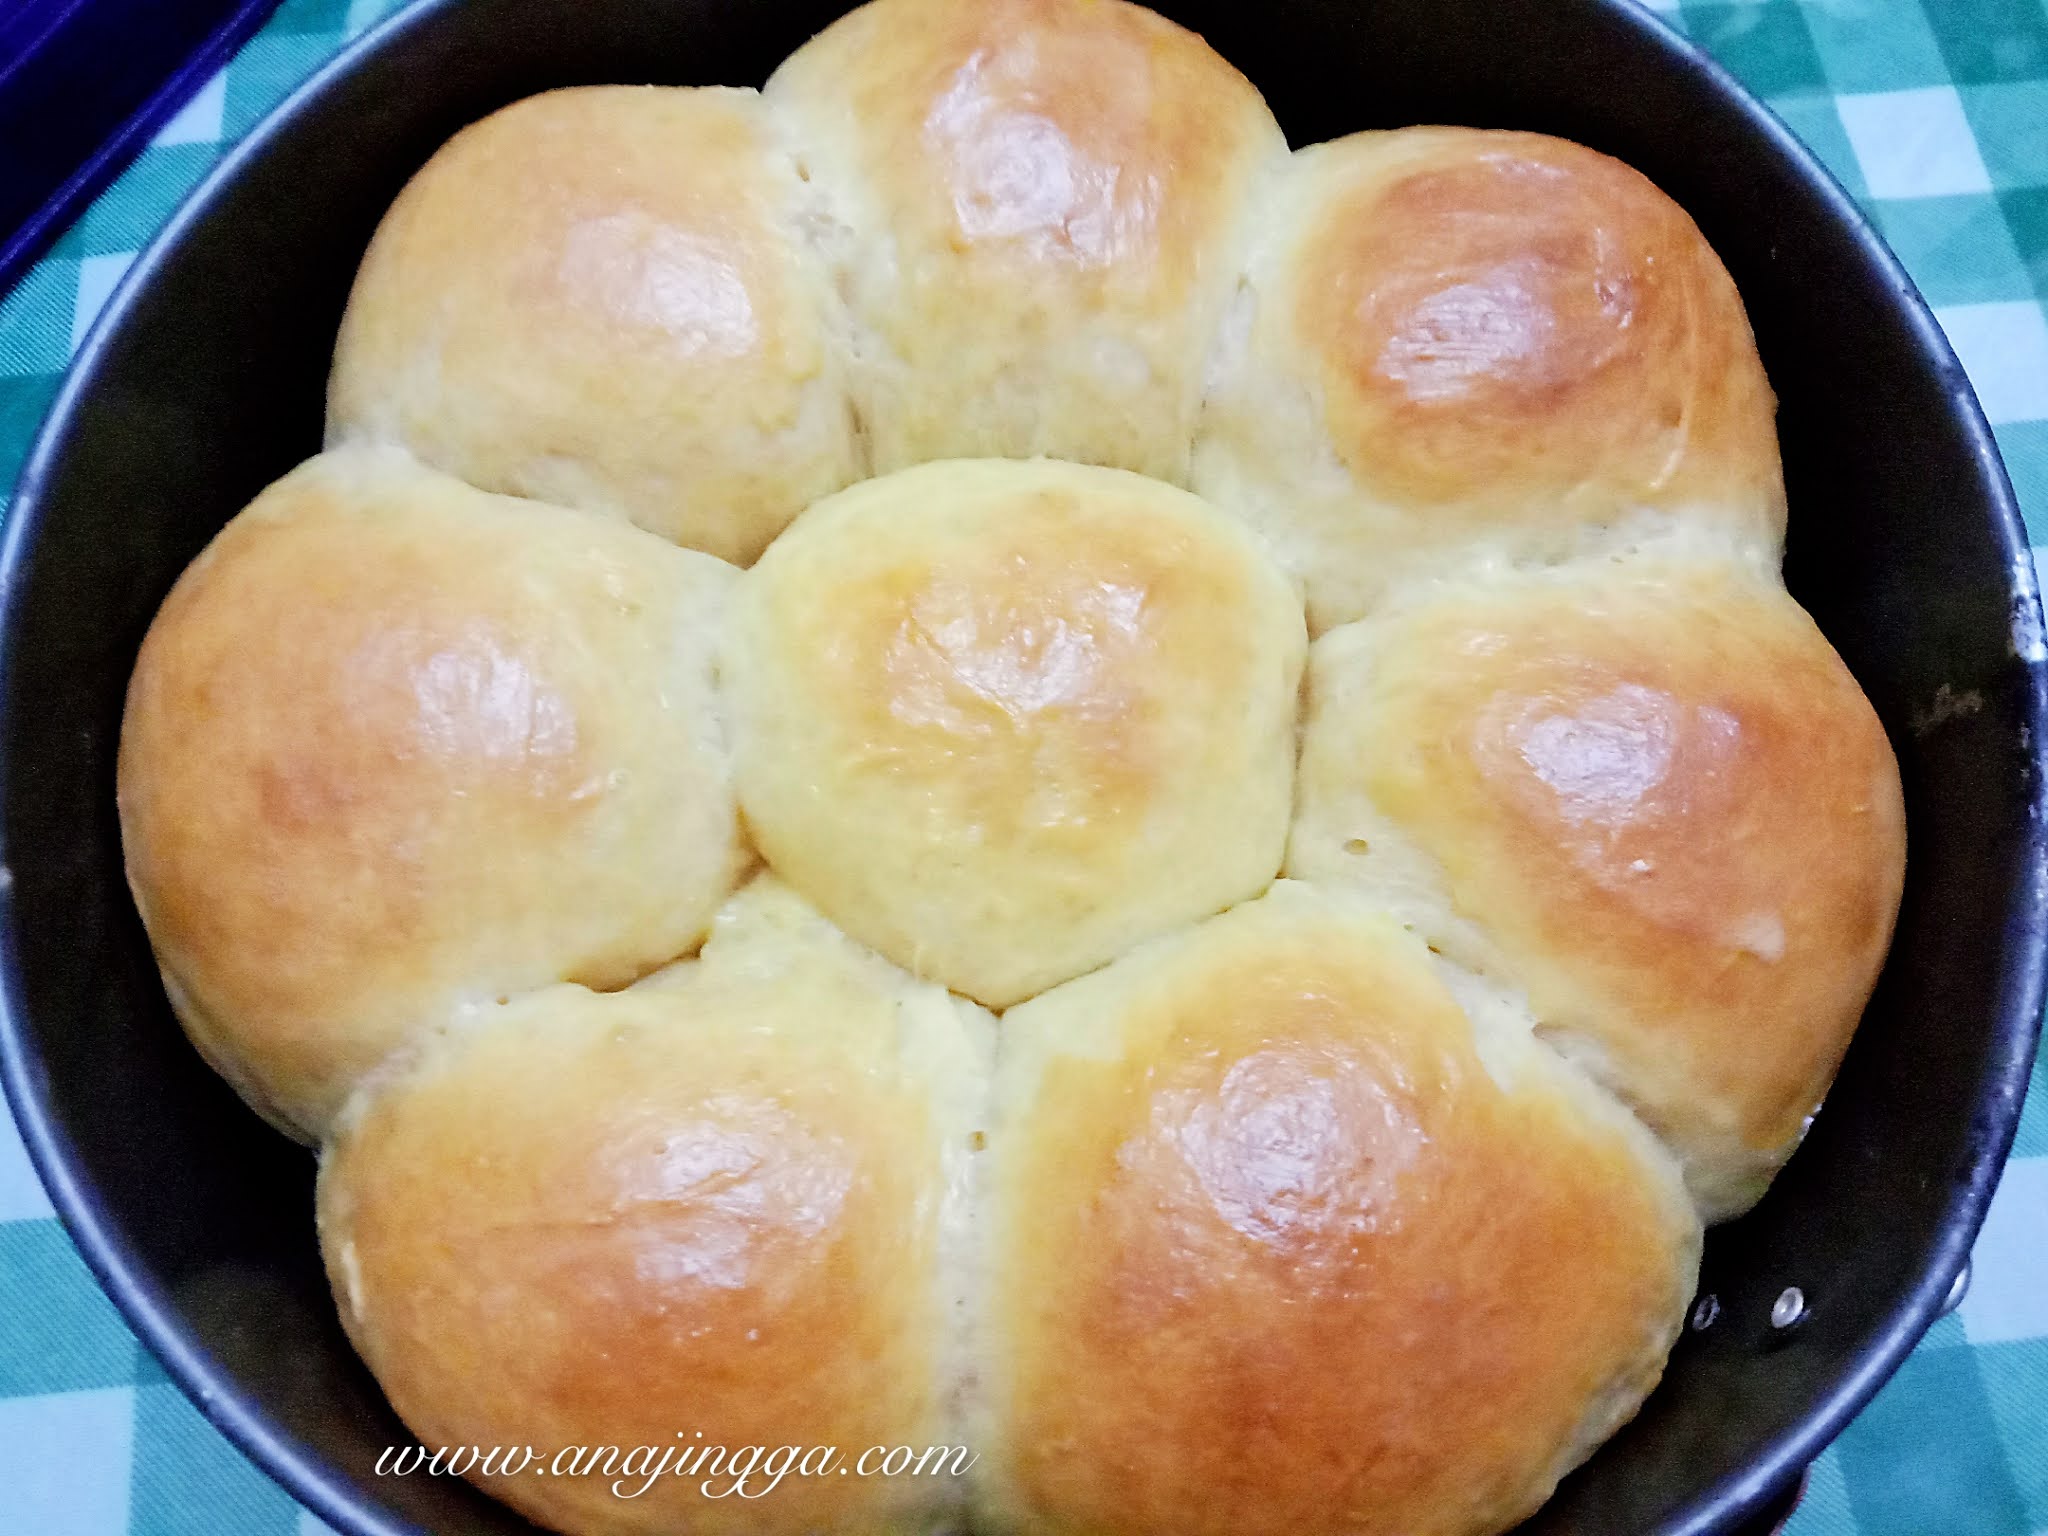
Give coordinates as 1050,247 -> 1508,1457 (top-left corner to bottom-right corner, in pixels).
2,0 -> 2045,1532
1656,0 -> 2048,601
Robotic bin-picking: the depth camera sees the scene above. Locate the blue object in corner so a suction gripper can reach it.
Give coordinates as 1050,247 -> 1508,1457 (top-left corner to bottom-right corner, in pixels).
0,0 -> 286,299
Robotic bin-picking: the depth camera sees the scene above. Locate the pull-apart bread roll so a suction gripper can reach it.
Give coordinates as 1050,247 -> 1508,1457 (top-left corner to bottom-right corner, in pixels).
1194,128 -> 1786,631
327,86 -> 861,566
116,4 -> 1912,1531
1291,560 -> 1906,1218
319,878 -> 993,1536
117,446 -> 747,1139
765,0 -> 1287,480
722,459 -> 1305,1008
980,882 -> 1702,1536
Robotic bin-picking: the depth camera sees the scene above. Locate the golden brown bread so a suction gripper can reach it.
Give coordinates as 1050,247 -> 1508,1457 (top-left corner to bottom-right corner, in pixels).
722,458 -> 1305,1008
117,446 -> 747,1139
317,877 -> 993,1536
765,0 -> 1287,480
1194,128 -> 1786,631
327,86 -> 862,566
117,12 -> 1913,1535
979,882 -> 1702,1536
1290,556 -> 1907,1218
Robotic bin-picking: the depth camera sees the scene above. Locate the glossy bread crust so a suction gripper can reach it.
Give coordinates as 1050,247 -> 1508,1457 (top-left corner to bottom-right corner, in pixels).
317,878 -> 994,1536
117,445 -> 748,1139
327,86 -> 863,566
116,7 -> 1909,1535
766,0 -> 1287,480
1194,128 -> 1786,632
722,458 -> 1305,1008
1291,557 -> 1907,1218
981,883 -> 1702,1536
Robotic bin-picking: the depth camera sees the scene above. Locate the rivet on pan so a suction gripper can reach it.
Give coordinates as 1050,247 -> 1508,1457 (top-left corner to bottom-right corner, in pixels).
1940,1261 -> 1971,1318
1770,1287 -> 1808,1331
1690,1294 -> 1721,1332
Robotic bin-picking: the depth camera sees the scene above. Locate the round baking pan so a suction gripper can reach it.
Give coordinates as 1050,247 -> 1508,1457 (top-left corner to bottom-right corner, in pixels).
1,1 -> 2042,1533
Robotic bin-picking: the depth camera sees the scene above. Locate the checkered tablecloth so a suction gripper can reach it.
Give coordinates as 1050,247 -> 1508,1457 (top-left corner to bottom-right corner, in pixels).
2,0 -> 2046,1532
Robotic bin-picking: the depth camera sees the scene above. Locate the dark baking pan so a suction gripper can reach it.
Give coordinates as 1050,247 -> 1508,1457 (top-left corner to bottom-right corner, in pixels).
0,1 -> 2042,1533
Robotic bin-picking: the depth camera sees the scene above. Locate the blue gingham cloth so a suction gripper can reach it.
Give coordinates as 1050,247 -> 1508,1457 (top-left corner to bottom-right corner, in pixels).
2,0 -> 2046,1531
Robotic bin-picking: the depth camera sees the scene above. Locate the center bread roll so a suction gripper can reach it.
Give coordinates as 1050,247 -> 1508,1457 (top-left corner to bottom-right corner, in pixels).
721,458 -> 1307,1008
978,882 -> 1702,1536
317,877 -> 994,1536
765,0 -> 1288,480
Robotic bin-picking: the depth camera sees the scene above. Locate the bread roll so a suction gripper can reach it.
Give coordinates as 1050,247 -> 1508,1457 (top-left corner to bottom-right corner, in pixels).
117,446 -> 747,1139
722,459 -> 1305,1008
979,881 -> 1701,1536
114,7 -> 1914,1529
1290,558 -> 1906,1217
327,86 -> 861,566
1193,128 -> 1786,631
318,876 -> 993,1536
765,0 -> 1287,480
